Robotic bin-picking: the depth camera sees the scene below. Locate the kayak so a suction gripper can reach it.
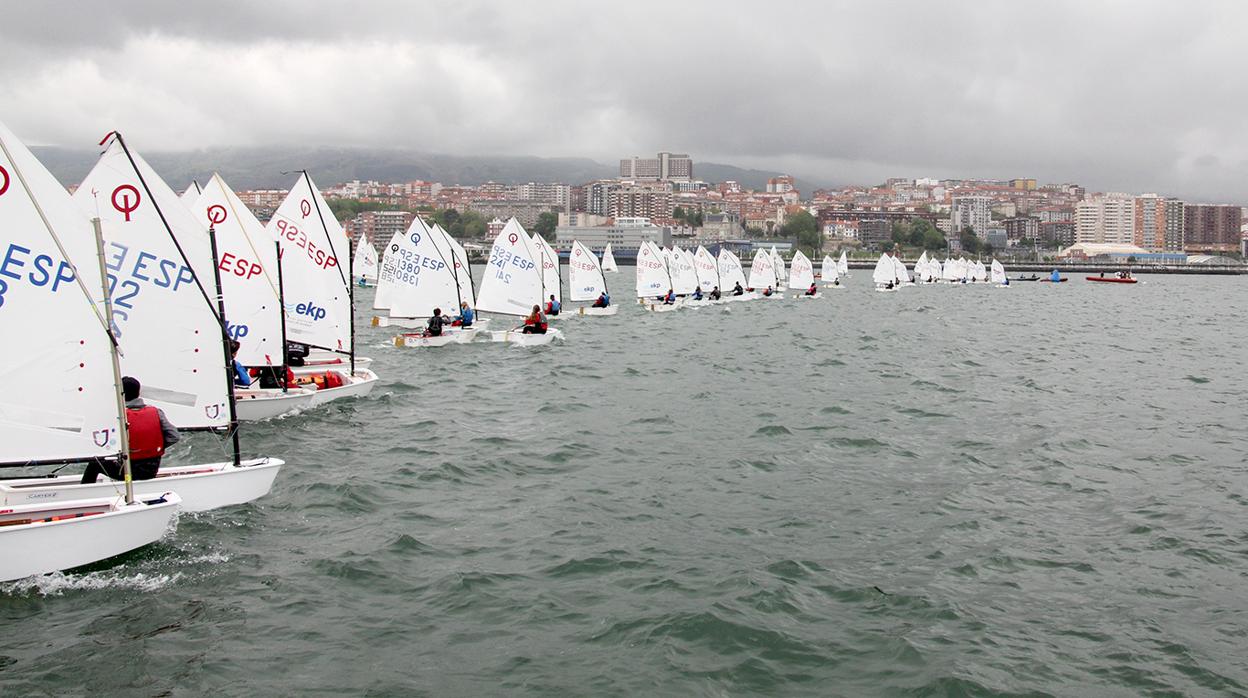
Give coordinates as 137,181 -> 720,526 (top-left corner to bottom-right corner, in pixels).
1086,276 -> 1138,284
1013,276 -> 1042,282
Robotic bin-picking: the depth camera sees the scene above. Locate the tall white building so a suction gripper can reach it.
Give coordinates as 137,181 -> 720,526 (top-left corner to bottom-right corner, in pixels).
951,196 -> 992,238
1076,194 -> 1135,245
620,152 -> 693,182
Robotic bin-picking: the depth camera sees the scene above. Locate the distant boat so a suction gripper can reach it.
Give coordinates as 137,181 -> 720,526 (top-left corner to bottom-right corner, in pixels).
717,248 -> 751,301
838,250 -> 849,276
601,243 -> 618,272
568,240 -> 618,315
748,248 -> 782,298
788,250 -> 817,297
382,217 -> 487,346
1086,275 -> 1138,284
477,219 -> 564,344
354,232 -> 379,286
990,259 -> 1008,285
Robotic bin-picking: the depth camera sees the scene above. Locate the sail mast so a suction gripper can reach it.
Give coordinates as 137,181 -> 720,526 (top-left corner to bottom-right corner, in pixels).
274,243 -> 291,394
92,219 -> 134,504
206,226 -> 243,466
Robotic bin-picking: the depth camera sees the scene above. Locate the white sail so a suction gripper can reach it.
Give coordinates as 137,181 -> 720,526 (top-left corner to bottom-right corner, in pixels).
440,225 -> 476,307
635,240 -> 671,298
384,217 -> 462,319
821,255 -> 838,283
670,247 -> 699,294
568,240 -> 607,302
533,234 -> 561,305
872,254 -> 894,285
838,250 -> 849,274
180,180 -> 202,207
771,246 -> 787,281
788,250 -> 815,289
748,249 -> 778,290
73,137 -> 228,430
942,257 -> 960,281
914,252 -> 928,282
693,245 -> 720,291
353,232 -> 379,284
972,260 -> 988,282
717,248 -> 747,290
268,173 -> 352,353
990,258 -> 1007,284
0,120 -> 123,463
477,218 -> 544,316
601,243 -> 618,272
191,174 -> 283,366
373,230 -> 406,311
892,254 -> 910,283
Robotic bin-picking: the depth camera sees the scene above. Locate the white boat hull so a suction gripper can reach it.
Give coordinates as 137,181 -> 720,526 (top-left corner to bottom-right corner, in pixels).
641,301 -> 680,312
394,327 -> 481,347
575,305 -> 619,316
0,493 -> 181,582
294,354 -> 373,374
797,293 -> 820,299
757,292 -> 784,300
306,369 -> 379,407
486,329 -> 564,346
0,458 -> 282,513
234,388 -> 317,421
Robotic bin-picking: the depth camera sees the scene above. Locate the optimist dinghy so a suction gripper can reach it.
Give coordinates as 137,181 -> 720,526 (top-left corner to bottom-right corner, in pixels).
476,219 -> 562,344
568,240 -> 619,315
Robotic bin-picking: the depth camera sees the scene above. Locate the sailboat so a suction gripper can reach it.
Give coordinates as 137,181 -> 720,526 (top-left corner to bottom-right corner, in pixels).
821,254 -> 841,287
268,172 -> 379,404
686,245 -> 722,306
748,249 -> 782,298
716,248 -> 751,301
189,173 -> 316,419
788,250 -> 817,297
669,247 -> 699,297
990,258 -> 1008,286
914,251 -> 929,283
534,233 -> 562,319
601,243 -> 618,273
568,240 -> 617,315
387,217 -> 485,346
0,121 -> 183,582
970,260 -> 988,283
890,253 -> 912,286
873,253 -> 897,291
353,232 -> 379,287
838,250 -> 849,277
636,240 -> 678,311
771,246 -> 787,284
476,218 -> 563,344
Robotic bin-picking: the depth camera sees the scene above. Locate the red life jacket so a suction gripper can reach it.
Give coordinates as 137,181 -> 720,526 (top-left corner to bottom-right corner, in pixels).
126,405 -> 165,461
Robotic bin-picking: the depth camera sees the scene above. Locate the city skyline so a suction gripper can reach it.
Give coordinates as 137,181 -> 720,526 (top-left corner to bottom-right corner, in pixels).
4,2 -> 1247,201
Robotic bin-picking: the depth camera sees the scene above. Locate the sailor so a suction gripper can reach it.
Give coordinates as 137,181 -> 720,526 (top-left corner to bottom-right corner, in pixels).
1050,269 -> 1061,282
732,281 -> 744,296
424,307 -> 450,337
832,278 -> 840,287
286,341 -> 310,367
81,376 -> 180,484
521,304 -> 548,334
693,285 -> 703,301
453,301 -> 475,327
545,294 -> 561,316
230,340 -> 251,387
805,282 -> 817,296
663,289 -> 676,304
709,286 -> 721,300
592,291 -> 610,308
762,286 -> 773,297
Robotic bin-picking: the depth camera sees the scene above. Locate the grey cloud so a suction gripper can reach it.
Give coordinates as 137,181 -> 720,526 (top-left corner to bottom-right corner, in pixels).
2,0 -> 1246,201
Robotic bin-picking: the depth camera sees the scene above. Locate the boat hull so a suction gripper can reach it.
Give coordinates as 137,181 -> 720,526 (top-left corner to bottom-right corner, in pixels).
394,327 -> 481,347
576,305 -> 619,316
234,388 -> 317,421
1086,276 -> 1138,284
306,369 -> 379,407
486,329 -> 564,346
0,493 -> 181,582
0,459 -> 282,513
294,354 -> 373,375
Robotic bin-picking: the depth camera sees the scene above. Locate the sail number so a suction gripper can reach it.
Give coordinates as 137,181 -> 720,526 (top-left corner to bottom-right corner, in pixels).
274,219 -> 338,270
0,243 -> 77,309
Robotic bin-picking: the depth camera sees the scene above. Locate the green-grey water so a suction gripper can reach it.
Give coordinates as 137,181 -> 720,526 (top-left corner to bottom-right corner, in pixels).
3,272 -> 1247,696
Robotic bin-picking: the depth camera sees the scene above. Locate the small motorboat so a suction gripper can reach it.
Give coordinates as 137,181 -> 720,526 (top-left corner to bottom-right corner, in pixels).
1087,275 -> 1138,284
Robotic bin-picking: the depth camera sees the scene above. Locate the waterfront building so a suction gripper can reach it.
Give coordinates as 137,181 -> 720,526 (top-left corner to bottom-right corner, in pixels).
951,196 -> 992,238
619,152 -> 693,182
1133,195 -> 1185,252
1003,216 -> 1039,243
1075,194 -> 1135,245
554,217 -> 672,254
1183,204 -> 1242,254
345,210 -> 414,247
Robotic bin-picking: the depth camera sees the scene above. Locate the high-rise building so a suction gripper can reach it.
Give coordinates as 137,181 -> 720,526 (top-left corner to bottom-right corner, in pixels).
1133,194 -> 1185,251
767,176 -> 796,194
610,182 -> 674,220
1183,204 -> 1243,253
584,180 -> 618,216
1075,195 -> 1135,245
346,210 -> 414,247
620,152 -> 693,182
951,196 -> 992,238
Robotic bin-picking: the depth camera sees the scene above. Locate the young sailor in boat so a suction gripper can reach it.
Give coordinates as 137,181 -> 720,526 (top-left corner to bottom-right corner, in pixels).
521,305 -> 548,334
762,286 -> 774,297
286,341 -> 310,366
709,286 -> 721,300
592,291 -> 610,308
693,286 -> 703,301
663,289 -> 676,304
546,294 -> 561,316
230,340 -> 252,387
81,377 -> 179,484
732,281 -> 744,296
453,301 -> 475,327
424,307 -> 451,337
805,282 -> 817,296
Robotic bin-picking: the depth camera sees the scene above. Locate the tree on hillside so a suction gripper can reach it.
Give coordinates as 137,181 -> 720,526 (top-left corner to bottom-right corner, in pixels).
780,209 -> 821,254
534,211 -> 558,241
959,226 -> 981,255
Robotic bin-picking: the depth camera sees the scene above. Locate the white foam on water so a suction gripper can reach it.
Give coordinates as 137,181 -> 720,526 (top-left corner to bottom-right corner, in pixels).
1,569 -> 184,597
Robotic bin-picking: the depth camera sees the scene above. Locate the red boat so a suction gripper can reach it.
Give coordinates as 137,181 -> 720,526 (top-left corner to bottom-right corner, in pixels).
1086,276 -> 1138,284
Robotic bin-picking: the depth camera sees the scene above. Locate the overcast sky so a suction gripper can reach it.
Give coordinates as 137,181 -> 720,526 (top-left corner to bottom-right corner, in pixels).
3,1 -> 1245,201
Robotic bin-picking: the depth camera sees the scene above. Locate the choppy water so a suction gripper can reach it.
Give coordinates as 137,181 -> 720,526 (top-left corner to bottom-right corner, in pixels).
4,272 -> 1248,696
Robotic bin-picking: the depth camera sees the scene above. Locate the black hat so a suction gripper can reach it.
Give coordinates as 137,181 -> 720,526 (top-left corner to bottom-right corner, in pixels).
122,376 -> 140,401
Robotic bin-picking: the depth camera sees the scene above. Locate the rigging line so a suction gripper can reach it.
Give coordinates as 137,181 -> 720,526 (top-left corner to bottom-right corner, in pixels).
0,137 -> 117,343
303,170 -> 349,289
108,132 -> 224,326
